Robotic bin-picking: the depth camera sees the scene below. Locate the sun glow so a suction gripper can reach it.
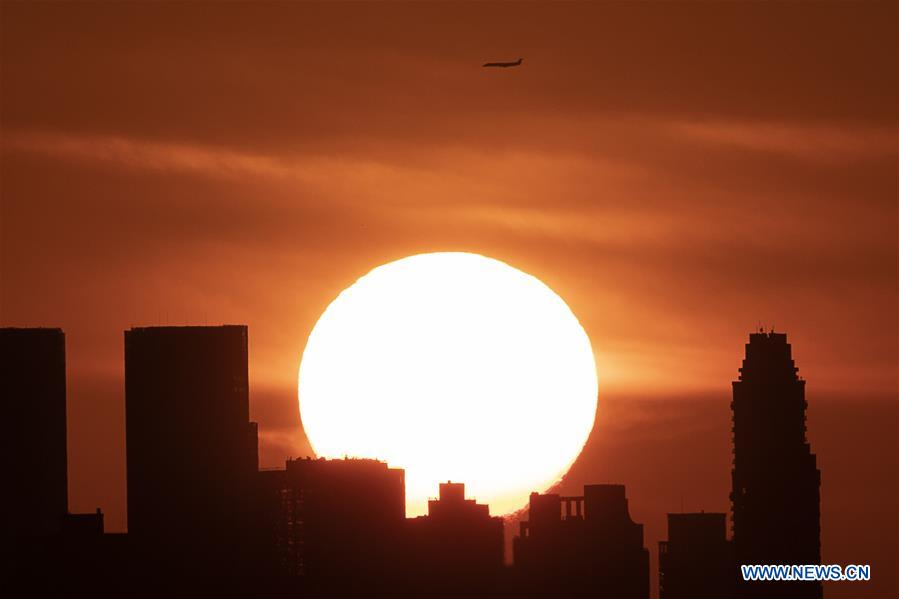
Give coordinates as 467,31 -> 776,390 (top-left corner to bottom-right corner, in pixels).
298,252 -> 598,516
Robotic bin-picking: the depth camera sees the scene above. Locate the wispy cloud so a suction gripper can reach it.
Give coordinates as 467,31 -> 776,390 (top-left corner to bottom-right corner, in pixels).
4,130 -> 340,183
667,120 -> 897,162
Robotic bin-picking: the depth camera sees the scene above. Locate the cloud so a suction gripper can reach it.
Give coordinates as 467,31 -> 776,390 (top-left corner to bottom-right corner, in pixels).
668,120 -> 897,163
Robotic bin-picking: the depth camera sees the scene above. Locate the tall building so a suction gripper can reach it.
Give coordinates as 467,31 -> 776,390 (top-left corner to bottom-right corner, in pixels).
1,328 -> 68,542
406,482 -> 504,591
124,325 -> 259,576
731,331 -> 822,598
659,512 -> 731,599
274,457 -> 406,588
514,484 -> 649,598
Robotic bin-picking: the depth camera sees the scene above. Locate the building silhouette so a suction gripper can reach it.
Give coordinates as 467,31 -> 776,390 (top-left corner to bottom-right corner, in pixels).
270,457 -> 406,589
256,467 -> 291,577
1,328 -> 68,543
1,328 -> 128,592
1,322 -> 832,597
731,331 -> 822,598
406,482 -> 504,593
53,509 -> 130,588
659,512 -> 731,599
514,484 -> 649,598
124,325 -> 261,578
1,328 -> 69,580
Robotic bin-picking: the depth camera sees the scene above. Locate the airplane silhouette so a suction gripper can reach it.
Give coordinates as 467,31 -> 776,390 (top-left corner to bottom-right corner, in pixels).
482,58 -> 523,68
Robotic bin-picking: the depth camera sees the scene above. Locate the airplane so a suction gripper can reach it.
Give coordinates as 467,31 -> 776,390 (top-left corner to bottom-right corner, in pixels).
482,58 -> 523,68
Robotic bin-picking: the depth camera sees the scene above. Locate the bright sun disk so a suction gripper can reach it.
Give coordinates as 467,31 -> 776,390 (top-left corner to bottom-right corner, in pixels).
298,252 -> 598,517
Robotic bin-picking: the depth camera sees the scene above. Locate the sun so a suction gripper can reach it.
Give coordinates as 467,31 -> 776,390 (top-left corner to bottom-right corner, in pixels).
298,252 -> 598,517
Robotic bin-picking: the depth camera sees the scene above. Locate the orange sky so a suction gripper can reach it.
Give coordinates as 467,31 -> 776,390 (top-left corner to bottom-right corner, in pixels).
1,3 -> 896,597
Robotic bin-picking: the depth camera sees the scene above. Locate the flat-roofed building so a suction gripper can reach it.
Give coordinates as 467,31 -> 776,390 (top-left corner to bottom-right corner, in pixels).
124,325 -> 259,576
1,327 -> 68,540
659,512 -> 731,599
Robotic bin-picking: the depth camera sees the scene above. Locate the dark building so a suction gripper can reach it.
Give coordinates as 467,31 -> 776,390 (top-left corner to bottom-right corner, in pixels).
61,509 -> 105,537
39,509 -> 134,592
731,331 -> 822,598
124,325 -> 260,577
1,327 -> 68,579
659,512 -> 731,599
273,457 -> 406,588
256,467 -> 290,577
514,484 -> 649,598
406,482 -> 504,592
1,328 -> 68,541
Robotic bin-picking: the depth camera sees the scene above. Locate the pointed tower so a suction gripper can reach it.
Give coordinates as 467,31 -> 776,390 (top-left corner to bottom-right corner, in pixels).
731,331 -> 822,598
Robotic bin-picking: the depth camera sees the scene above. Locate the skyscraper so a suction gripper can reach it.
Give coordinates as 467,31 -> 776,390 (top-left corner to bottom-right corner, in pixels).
731,331 -> 822,598
124,325 -> 259,577
1,328 -> 68,541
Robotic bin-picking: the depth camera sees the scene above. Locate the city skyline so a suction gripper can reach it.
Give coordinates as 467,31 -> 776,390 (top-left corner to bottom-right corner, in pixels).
2,324 -> 831,597
2,2 -> 896,597
2,322 -> 888,598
